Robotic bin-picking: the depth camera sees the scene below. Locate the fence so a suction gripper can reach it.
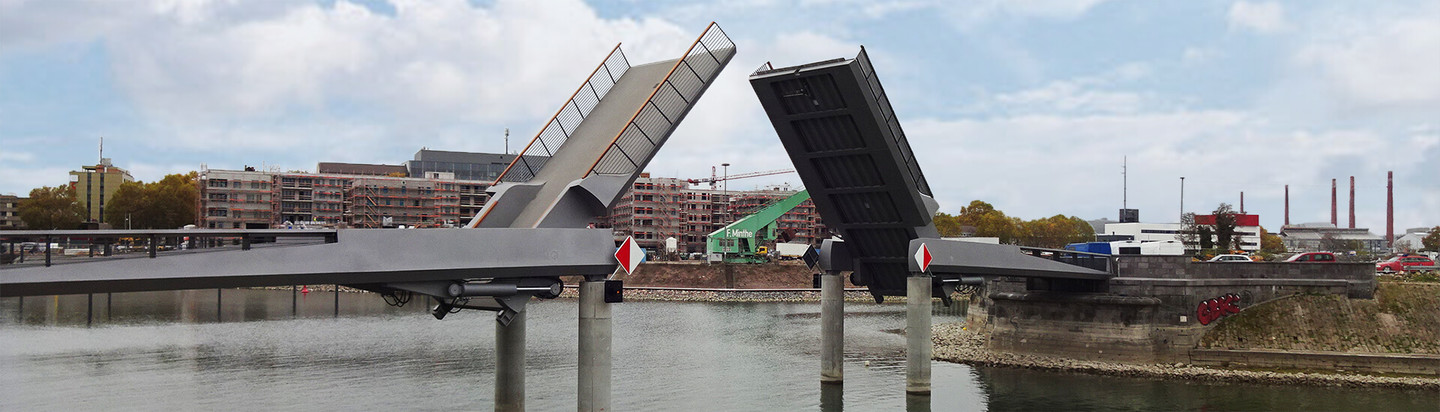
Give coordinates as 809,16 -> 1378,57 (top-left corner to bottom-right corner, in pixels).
496,44 -> 632,183
587,22 -> 735,177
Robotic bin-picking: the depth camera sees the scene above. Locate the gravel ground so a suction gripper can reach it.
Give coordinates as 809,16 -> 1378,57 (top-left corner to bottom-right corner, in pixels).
931,322 -> 1440,390
557,287 -> 880,303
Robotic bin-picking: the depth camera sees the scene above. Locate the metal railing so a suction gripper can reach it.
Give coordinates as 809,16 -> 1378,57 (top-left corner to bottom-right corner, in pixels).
0,229 -> 338,268
587,22 -> 735,177
1018,246 -> 1116,274
495,44 -> 632,184
854,46 -> 933,197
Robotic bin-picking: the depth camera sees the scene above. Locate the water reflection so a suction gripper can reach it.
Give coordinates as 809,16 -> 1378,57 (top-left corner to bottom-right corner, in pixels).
2,290 -> 1436,411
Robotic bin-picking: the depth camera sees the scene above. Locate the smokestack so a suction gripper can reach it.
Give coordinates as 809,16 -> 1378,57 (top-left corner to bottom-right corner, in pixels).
1387,171 -> 1394,249
1349,176 -> 1356,229
1284,185 -> 1290,226
1240,192 -> 1245,214
1331,179 -> 1338,226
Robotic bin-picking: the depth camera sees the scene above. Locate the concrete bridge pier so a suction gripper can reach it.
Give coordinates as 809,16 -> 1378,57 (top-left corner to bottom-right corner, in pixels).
906,275 -> 932,395
578,279 -> 612,411
820,271 -> 845,384
495,311 -> 526,412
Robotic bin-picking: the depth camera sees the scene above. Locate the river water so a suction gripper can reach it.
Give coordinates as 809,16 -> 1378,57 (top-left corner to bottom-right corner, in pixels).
2,289 -> 1436,411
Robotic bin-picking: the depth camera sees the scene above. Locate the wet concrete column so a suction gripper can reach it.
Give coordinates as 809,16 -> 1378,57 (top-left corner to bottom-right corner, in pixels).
495,311 -> 526,412
578,280 -> 612,411
906,275 -> 931,395
820,271 -> 844,384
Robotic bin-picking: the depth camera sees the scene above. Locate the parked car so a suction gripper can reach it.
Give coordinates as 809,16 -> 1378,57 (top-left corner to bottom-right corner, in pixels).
1208,254 -> 1254,262
1376,255 -> 1438,273
1284,252 -> 1337,262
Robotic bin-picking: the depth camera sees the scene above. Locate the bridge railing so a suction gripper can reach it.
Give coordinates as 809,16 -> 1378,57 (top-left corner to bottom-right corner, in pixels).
587,22 -> 735,177
494,44 -> 632,184
1018,246 -> 1116,274
0,229 -> 338,268
855,47 -> 932,197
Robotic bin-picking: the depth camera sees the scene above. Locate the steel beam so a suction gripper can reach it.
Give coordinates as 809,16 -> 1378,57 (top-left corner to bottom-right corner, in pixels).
909,238 -> 1113,280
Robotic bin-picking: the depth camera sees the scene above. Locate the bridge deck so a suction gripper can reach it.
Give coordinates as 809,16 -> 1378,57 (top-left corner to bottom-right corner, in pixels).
506,59 -> 677,228
0,229 -> 617,297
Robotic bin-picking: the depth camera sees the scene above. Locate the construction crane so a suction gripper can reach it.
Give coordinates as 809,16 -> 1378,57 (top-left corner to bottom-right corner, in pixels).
706,190 -> 811,263
687,168 -> 795,188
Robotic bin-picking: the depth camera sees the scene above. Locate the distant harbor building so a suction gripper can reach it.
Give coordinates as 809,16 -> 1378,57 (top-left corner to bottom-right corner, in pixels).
69,158 -> 134,224
0,194 -> 25,229
405,149 -> 520,182
1279,223 -> 1386,254
1102,213 -> 1261,252
1392,227 -> 1434,252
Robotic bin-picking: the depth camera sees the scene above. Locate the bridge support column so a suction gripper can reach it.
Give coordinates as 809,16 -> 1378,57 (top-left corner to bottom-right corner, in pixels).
820,271 -> 844,384
495,310 -> 526,412
906,275 -> 931,395
578,280 -> 612,411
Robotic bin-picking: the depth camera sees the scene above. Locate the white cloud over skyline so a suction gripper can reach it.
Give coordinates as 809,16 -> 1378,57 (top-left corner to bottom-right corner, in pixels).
1,0 -> 1436,234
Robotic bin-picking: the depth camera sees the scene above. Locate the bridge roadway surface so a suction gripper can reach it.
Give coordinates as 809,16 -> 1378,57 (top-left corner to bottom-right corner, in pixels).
0,228 -> 618,297
505,59 -> 678,228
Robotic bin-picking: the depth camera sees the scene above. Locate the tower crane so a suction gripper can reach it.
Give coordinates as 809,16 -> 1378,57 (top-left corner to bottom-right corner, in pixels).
686,168 -> 795,187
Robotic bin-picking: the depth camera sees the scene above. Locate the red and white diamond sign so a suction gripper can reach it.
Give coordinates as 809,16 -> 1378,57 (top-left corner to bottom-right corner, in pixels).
615,236 -> 646,275
914,243 -> 932,273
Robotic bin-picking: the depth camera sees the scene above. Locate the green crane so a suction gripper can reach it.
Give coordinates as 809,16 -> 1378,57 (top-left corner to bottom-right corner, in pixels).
706,190 -> 811,263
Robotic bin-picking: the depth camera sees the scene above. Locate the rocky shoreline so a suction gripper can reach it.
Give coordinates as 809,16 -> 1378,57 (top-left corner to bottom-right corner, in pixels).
931,322 -> 1440,391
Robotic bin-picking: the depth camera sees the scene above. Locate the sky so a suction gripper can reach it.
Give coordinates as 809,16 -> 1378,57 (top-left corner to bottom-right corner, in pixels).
1,0 -> 1436,233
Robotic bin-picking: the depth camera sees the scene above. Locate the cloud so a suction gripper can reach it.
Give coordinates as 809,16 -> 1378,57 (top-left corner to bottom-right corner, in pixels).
1227,1 -> 1287,33
1295,14 -> 1440,109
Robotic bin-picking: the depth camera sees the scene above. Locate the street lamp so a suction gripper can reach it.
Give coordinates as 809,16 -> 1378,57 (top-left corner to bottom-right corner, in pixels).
1180,176 -> 1185,221
721,163 -> 730,223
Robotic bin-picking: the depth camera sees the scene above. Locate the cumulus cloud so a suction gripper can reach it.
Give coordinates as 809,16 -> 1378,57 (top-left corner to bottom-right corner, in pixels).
1227,1 -> 1287,33
1295,15 -> 1440,109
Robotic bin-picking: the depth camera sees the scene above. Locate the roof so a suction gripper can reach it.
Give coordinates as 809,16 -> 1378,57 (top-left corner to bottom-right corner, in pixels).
317,162 -> 408,176
411,149 -> 516,165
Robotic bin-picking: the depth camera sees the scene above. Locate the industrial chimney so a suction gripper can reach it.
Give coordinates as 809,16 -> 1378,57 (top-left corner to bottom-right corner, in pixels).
1387,171 -> 1394,249
1331,179 -> 1337,226
1284,185 -> 1290,226
1349,176 -> 1356,229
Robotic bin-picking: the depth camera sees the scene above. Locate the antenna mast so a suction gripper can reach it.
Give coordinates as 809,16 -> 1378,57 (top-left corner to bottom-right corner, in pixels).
1122,156 -> 1127,209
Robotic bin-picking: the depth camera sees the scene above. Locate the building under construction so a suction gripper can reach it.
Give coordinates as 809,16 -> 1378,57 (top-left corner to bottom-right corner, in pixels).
198,152 -> 826,253
606,173 -> 826,255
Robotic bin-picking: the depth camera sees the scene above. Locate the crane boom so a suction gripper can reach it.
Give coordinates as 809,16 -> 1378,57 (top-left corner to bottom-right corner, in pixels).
687,169 -> 794,186
705,190 -> 811,263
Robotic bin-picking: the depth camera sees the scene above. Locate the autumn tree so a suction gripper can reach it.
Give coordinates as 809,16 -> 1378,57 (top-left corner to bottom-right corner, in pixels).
1424,227 -> 1440,251
933,212 -> 963,237
1259,227 -> 1286,255
954,200 -> 1019,244
105,172 -> 199,229
1017,214 -> 1095,248
18,186 -> 86,229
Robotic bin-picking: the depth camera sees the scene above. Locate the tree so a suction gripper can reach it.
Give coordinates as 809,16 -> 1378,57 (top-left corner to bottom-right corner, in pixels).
1211,203 -> 1238,252
18,186 -> 86,229
1017,214 -> 1095,248
1260,227 -> 1286,255
1198,226 -> 1214,250
955,200 -> 1019,244
1424,226 -> 1440,251
105,172 -> 199,229
1176,212 -> 1198,246
933,212 -> 963,237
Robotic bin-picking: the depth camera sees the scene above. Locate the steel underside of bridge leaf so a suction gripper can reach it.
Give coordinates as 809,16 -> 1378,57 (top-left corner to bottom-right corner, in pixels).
749,49 -> 939,298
